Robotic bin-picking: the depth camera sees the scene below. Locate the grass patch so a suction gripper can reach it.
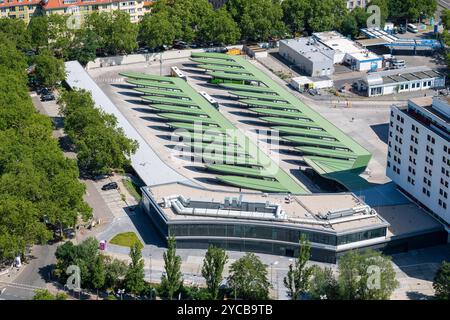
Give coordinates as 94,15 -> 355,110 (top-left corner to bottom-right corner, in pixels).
109,232 -> 143,249
122,178 -> 142,201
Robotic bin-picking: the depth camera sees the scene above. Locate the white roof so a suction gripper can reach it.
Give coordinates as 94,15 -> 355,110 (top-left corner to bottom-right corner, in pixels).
65,61 -> 196,187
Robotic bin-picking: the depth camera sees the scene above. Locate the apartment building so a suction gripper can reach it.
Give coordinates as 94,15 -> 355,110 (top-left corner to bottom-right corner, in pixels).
0,0 -> 153,24
387,96 -> 450,230
346,0 -> 367,10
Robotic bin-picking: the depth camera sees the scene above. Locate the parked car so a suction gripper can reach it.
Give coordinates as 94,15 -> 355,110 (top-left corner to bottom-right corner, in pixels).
137,47 -> 150,54
398,26 -> 406,34
308,88 -> 318,96
37,87 -> 50,95
40,93 -> 55,101
101,182 -> 118,191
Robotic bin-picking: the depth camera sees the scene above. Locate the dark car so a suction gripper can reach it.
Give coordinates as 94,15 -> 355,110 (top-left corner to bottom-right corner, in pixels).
398,26 -> 406,34
37,87 -> 51,95
40,93 -> 55,101
101,182 -> 118,191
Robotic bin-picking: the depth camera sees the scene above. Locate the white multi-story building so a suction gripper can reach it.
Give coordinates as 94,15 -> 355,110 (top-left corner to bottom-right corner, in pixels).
387,96 -> 450,231
346,0 -> 367,10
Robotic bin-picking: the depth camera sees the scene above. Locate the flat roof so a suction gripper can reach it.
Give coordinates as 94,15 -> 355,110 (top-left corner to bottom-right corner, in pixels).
65,61 -> 195,187
146,182 -> 389,233
279,38 -> 334,63
365,66 -> 444,86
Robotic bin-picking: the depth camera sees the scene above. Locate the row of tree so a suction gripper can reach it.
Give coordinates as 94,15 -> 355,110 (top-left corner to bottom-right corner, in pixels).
0,30 -> 91,262
52,236 -> 450,300
57,89 -> 138,176
0,0 -> 438,68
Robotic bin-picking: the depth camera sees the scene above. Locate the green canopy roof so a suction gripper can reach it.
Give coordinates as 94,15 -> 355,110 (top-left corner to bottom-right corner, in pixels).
125,79 -> 181,90
249,108 -> 305,119
202,154 -> 262,167
119,72 -> 174,83
135,87 -> 189,97
288,137 -> 346,148
296,146 -> 357,160
198,64 -> 251,74
176,131 -> 237,145
157,113 -> 217,125
190,57 -> 241,67
167,122 -> 224,132
206,164 -> 275,178
185,142 -> 248,156
260,117 -> 322,129
142,96 -> 196,106
273,127 -> 334,138
219,83 -> 275,93
149,104 -> 207,116
191,52 -> 236,60
195,53 -> 372,191
239,99 -> 299,110
206,71 -> 258,82
231,91 -> 287,102
216,175 -> 289,193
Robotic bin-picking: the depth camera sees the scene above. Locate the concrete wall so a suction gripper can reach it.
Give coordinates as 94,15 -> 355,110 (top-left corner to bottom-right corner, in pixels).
86,46 -> 244,69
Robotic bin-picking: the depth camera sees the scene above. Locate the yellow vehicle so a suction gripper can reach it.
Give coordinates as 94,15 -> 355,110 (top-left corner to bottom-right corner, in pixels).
227,48 -> 242,55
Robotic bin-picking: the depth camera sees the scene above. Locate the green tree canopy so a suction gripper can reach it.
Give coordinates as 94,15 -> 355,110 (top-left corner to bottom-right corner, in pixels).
283,236 -> 313,300
389,0 -> 437,22
33,50 -> 66,88
226,0 -> 287,41
160,236 -> 183,299
228,252 -> 271,300
125,242 -> 146,295
201,245 -> 228,300
338,250 -> 399,300
433,261 -> 450,300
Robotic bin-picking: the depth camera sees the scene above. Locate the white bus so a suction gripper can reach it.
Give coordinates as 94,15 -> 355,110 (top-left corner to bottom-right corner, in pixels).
407,23 -> 418,33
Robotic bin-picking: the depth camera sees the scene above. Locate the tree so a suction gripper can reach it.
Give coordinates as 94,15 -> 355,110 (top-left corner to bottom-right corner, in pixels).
433,261 -> 450,300
0,18 -> 31,51
58,89 -> 138,175
282,0 -> 309,36
68,28 -> 99,66
108,11 -> 138,55
228,252 -> 271,300
104,257 -> 128,290
308,266 -> 340,300
389,0 -> 437,23
160,236 -> 183,299
201,245 -> 228,300
47,14 -> 74,59
33,50 -> 66,88
125,242 -> 146,296
283,236 -> 313,300
138,11 -> 177,49
441,9 -> 450,30
91,256 -> 106,291
28,15 -> 49,49
368,0 -> 389,27
338,250 -> 399,300
226,0 -> 287,42
33,289 -> 56,300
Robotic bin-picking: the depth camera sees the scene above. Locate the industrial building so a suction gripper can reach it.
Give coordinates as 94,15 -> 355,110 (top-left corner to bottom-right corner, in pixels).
387,96 -> 450,231
279,31 -> 382,76
357,66 -> 445,97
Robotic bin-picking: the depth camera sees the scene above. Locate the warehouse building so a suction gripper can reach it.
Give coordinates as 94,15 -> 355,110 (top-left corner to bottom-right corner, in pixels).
357,66 -> 445,97
279,31 -> 382,76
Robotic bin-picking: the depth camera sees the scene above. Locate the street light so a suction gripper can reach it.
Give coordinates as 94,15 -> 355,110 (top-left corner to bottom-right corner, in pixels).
149,253 -> 152,284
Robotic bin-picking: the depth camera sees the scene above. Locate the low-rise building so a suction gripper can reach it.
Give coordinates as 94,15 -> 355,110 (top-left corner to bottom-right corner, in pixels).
142,181 -> 390,263
346,0 -> 367,10
387,96 -> 450,230
357,66 -> 445,97
279,31 -> 382,76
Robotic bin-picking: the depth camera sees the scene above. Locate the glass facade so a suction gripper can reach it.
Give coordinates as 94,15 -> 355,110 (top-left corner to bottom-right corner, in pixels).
337,228 -> 386,245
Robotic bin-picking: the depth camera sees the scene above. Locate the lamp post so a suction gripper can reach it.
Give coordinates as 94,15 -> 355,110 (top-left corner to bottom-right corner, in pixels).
149,253 -> 152,284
